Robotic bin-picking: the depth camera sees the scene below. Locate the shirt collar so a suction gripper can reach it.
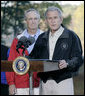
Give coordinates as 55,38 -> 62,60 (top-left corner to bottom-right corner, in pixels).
49,26 -> 64,37
23,29 -> 40,39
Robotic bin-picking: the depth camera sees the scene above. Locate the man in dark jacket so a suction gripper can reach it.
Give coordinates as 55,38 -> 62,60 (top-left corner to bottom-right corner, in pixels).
29,6 -> 83,95
1,44 -> 9,95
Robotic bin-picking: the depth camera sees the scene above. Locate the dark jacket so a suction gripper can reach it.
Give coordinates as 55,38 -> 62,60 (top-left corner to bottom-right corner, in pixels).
1,45 -> 9,84
29,26 -> 83,83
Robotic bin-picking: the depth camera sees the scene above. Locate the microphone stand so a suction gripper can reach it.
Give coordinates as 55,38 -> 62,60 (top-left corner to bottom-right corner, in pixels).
22,47 -> 26,57
16,41 -> 34,95
22,47 -> 34,95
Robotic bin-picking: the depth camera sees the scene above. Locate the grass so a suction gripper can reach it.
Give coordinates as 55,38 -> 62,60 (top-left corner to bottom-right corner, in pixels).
73,64 -> 84,95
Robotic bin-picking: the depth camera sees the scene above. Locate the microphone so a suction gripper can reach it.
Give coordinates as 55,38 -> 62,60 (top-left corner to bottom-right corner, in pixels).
16,36 -> 35,54
26,36 -> 35,47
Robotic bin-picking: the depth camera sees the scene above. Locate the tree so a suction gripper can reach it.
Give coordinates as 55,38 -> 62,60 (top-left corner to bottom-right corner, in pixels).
1,1 -> 30,37
72,4 -> 84,41
1,1 -> 72,45
72,3 -> 84,53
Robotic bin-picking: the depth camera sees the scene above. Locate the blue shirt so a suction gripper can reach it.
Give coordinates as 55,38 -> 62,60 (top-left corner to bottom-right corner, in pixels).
17,29 -> 43,54
1,48 -> 10,84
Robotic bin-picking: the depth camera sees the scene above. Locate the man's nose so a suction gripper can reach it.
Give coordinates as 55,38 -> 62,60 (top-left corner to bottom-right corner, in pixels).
51,18 -> 55,23
32,19 -> 36,23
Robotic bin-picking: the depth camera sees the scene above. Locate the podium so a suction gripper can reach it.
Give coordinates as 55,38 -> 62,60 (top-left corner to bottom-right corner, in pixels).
1,56 -> 59,95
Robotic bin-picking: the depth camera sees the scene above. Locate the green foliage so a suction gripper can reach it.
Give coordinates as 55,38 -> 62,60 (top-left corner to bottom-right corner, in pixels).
61,4 -> 77,16
1,1 -> 72,44
62,15 -> 71,27
1,1 -> 30,37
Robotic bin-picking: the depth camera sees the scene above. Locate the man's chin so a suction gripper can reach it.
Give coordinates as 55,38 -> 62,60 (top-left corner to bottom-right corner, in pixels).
51,28 -> 59,32
30,28 -> 37,30
51,26 -> 60,32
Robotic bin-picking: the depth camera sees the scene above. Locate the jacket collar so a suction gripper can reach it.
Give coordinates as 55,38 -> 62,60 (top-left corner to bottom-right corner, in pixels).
59,27 -> 69,38
42,29 -> 50,40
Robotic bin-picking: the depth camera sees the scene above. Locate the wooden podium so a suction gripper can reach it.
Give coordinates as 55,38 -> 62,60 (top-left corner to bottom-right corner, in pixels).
1,56 -> 59,95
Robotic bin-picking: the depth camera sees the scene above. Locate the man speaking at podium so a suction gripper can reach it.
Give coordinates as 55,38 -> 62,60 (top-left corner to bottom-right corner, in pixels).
29,6 -> 83,95
6,9 -> 43,95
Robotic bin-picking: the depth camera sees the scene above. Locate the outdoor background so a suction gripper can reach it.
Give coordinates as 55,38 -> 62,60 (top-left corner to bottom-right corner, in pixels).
1,1 -> 84,95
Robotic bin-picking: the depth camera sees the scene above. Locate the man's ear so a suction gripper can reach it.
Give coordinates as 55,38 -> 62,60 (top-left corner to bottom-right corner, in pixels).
61,17 -> 63,24
38,18 -> 40,22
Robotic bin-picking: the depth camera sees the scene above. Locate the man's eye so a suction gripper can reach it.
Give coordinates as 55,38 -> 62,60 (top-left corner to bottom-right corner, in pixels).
28,18 -> 32,20
27,18 -> 38,20
34,18 -> 38,20
48,17 -> 52,20
54,17 -> 58,19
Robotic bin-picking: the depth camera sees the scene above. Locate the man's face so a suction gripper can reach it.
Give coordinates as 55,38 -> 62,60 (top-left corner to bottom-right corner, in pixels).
46,11 -> 63,32
26,11 -> 39,30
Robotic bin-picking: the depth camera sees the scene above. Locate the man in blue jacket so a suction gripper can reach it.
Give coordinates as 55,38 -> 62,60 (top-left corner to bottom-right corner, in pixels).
29,6 -> 83,95
1,45 -> 10,95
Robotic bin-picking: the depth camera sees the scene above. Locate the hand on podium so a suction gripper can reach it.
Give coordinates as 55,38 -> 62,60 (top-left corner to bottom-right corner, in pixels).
59,60 -> 68,69
9,84 -> 17,95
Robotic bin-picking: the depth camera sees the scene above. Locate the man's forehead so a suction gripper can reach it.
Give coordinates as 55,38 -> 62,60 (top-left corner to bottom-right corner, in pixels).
26,11 -> 38,16
47,10 -> 58,14
47,11 -> 59,16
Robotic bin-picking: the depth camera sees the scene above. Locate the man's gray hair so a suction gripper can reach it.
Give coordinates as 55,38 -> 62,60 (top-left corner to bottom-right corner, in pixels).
24,8 -> 40,20
45,6 -> 63,19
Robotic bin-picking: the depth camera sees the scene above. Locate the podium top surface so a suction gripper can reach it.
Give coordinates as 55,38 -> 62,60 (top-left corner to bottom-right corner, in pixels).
1,59 -> 59,72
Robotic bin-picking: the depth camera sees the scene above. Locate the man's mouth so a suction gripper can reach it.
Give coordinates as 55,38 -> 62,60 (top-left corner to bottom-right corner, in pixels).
51,24 -> 56,27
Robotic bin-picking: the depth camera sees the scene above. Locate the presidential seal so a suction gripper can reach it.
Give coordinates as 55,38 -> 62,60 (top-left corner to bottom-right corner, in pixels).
60,42 -> 68,50
13,56 -> 30,75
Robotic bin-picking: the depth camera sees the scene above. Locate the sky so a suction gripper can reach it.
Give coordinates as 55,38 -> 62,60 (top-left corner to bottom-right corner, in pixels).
1,1 -> 84,7
31,1 -> 84,5
60,1 -> 84,5
1,1 -> 84,17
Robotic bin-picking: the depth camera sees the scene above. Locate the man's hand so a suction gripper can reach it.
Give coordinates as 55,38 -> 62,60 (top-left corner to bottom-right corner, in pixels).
9,84 -> 17,95
59,60 -> 68,69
